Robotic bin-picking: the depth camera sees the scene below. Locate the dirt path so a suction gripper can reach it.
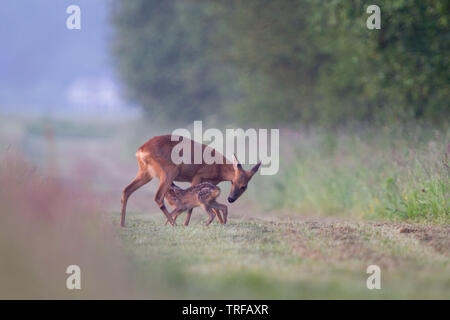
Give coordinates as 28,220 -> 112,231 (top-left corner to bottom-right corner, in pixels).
272,218 -> 448,267
118,212 -> 450,299
256,214 -> 450,260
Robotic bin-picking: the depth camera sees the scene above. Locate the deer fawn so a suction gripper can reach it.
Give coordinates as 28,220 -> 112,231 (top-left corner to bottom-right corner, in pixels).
120,134 -> 261,227
163,182 -> 228,226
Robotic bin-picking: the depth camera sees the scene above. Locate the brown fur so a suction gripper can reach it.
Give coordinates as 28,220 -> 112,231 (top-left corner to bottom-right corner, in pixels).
164,182 -> 227,226
120,134 -> 261,227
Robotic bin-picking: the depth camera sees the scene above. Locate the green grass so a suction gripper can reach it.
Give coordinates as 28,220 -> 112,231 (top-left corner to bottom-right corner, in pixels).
250,125 -> 449,223
117,213 -> 450,299
2,116 -> 448,298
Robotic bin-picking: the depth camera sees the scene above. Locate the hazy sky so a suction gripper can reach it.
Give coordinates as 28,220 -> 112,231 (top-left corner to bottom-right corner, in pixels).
0,0 -> 131,116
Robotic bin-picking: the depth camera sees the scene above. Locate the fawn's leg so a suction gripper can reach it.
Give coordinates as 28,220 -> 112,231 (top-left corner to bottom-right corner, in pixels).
212,208 -> 224,224
183,177 -> 202,226
212,202 -> 228,224
204,207 -> 216,226
164,207 -> 185,226
184,208 -> 193,226
172,208 -> 186,222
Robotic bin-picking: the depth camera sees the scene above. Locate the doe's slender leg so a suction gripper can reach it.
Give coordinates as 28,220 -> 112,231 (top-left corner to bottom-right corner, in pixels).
154,174 -> 177,226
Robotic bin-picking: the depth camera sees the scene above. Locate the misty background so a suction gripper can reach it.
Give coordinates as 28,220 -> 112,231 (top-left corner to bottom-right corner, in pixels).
0,0 -> 133,117
1,0 -> 448,125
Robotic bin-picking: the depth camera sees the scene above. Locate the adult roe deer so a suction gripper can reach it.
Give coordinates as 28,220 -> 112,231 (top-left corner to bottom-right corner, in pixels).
120,134 -> 261,227
163,182 -> 228,226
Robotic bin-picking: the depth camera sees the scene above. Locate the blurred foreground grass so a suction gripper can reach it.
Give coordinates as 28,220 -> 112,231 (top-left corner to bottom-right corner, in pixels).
0,153 -> 140,299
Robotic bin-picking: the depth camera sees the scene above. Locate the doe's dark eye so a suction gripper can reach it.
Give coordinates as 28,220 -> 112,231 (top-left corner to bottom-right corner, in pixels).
240,186 -> 246,191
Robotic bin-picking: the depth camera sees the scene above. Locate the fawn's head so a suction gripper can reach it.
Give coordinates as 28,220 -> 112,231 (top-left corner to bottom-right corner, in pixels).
228,154 -> 261,203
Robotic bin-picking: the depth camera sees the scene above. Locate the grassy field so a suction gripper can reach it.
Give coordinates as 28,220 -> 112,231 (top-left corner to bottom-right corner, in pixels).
118,212 -> 449,299
0,115 -> 448,299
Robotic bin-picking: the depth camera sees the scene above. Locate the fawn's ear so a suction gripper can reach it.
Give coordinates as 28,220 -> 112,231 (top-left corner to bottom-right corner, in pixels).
249,161 -> 262,177
232,153 -> 243,172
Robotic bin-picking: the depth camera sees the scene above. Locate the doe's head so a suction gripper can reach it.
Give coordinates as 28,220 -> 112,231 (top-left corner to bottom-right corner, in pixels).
228,154 -> 261,203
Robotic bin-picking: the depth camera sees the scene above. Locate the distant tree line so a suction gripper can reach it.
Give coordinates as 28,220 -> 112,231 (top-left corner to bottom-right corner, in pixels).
112,0 -> 449,125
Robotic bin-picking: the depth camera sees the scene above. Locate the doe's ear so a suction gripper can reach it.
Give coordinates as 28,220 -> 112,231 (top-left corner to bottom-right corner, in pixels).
232,153 -> 243,171
249,161 -> 262,176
